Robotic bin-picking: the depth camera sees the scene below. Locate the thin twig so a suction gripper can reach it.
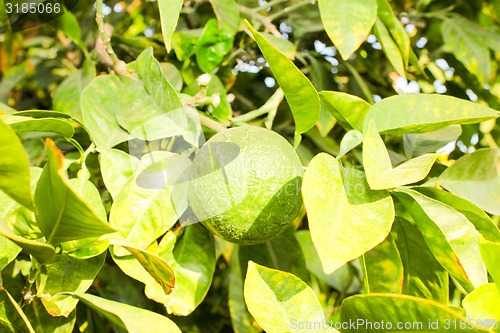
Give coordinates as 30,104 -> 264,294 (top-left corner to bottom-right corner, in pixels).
238,5 -> 282,37
185,107 -> 227,133
268,0 -> 313,21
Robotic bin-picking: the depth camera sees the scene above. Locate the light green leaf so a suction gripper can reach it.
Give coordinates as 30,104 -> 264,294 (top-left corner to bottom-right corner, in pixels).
416,187 -> 500,243
160,224 -> 216,315
479,236 -> 500,289
262,32 -> 297,60
362,233 -> 403,294
373,17 -> 405,77
71,293 -> 182,333
244,262 -> 338,333
437,149 -> 500,215
2,116 -> 75,138
0,236 -> 20,271
393,188 -> 487,292
377,0 -> 410,66
37,252 -> 106,317
403,125 -> 462,158
441,15 -> 491,84
34,139 -> 115,245
209,0 -> 240,34
99,149 -> 140,200
363,94 -> 499,134
318,0 -> 377,60
340,294 -> 489,332
0,288 -> 36,333
53,59 -> 95,122
0,118 -> 33,210
246,21 -> 320,134
363,121 -> 438,189
160,63 -> 183,93
295,230 -> 361,294
302,153 -> 394,274
337,130 -> 363,159
158,0 -> 184,52
319,91 -> 370,131
25,298 -> 76,333
463,283 -> 500,328
392,218 -> 449,303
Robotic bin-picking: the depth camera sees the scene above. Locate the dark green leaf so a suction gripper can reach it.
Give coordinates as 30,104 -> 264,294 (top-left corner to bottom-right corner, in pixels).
0,287 -> 35,333
196,19 -> 234,73
25,298 -> 76,333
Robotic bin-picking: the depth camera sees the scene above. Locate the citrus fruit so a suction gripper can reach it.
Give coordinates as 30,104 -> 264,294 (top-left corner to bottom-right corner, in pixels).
189,126 -> 304,244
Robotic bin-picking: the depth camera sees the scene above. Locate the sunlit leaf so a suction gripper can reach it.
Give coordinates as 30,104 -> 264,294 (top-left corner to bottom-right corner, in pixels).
158,0 -> 184,52
320,91 -> 370,131
463,283 -> 500,328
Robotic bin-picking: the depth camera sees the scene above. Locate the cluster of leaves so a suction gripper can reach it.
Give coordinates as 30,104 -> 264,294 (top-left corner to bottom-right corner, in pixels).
1,0 -> 500,332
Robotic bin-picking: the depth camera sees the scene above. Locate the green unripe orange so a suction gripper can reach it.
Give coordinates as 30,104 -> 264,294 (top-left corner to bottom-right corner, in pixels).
189,126 -> 303,244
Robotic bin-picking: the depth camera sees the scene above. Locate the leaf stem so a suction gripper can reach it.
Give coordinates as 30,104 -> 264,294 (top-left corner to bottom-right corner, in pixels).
185,107 -> 227,133
267,0 -> 313,21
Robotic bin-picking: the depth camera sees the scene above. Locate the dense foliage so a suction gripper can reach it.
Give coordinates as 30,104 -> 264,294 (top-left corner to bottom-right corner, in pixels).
1,0 -> 500,332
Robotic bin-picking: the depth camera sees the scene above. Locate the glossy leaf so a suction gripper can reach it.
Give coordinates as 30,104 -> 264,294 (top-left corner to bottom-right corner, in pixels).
436,149 -> 500,215
337,130 -> 363,159
244,262 -> 338,332
416,187 -> 500,243
392,218 -> 449,303
441,15 -> 491,84
99,149 -> 140,199
0,287 -> 36,333
0,118 -> 33,210
318,0 -> 377,60
319,91 -> 370,131
373,17 -> 405,77
393,188 -> 487,291
363,121 -> 438,189
377,0 -> 410,66
340,294 -> 489,332
158,0 -> 184,52
246,21 -> 320,134
53,59 -> 95,122
2,116 -> 75,138
362,233 -> 403,294
302,153 -> 394,274
403,125 -> 462,158
37,252 -> 106,317
159,224 -> 216,315
463,283 -> 500,328
34,139 -> 115,244
209,0 -> 240,34
362,94 -> 499,134
196,19 -> 234,73
71,293 -> 182,333
479,236 -> 500,289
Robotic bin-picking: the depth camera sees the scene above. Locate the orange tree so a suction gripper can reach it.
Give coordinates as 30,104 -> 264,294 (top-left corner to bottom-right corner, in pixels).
0,0 -> 499,331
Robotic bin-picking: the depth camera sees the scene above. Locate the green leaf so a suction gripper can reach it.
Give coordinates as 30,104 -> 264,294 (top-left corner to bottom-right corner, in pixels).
318,0 -> 377,60
436,149 -> 500,215
0,236 -> 20,271
246,21 -> 320,134
376,0 -> 410,66
34,139 -> 115,245
319,91 -> 370,131
196,19 -> 234,73
373,17 -> 405,77
393,188 -> 487,292
363,121 -> 438,189
337,130 -> 363,159
157,0 -> 184,52
99,149 -> 140,200
362,233 -> 403,294
0,287 -> 36,333
295,230 -> 361,293
392,218 -> 449,303
479,236 -> 500,289
441,15 -> 491,84
36,252 -> 106,317
416,187 -> 500,243
302,153 -> 394,274
2,116 -> 75,138
71,293 -> 182,333
403,125 -> 462,158
262,32 -> 297,60
184,74 -> 232,120
160,63 -> 183,93
159,224 -> 216,315
0,118 -> 33,210
0,218 -> 56,264
340,294 -> 489,332
244,262 -> 338,333
228,246 -> 261,333
209,0 -> 240,34
363,94 -> 499,135
463,283 -> 500,328
24,298 -> 76,333
53,59 -> 95,122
